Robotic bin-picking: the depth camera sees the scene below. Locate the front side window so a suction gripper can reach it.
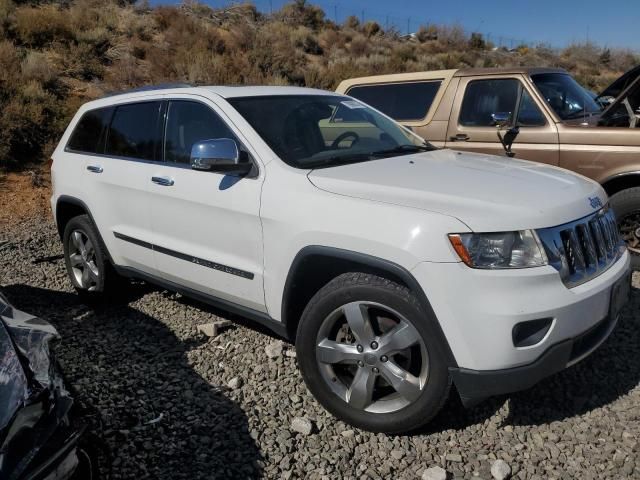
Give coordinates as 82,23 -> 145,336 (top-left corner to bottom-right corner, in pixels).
346,81 -> 442,121
105,102 -> 162,161
531,73 -> 601,121
164,101 -> 239,164
228,95 -> 431,169
459,79 -> 520,127
67,107 -> 112,154
459,79 -> 547,127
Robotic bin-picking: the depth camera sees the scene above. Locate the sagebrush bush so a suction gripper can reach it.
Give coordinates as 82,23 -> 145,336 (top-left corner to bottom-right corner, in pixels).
0,0 -> 636,170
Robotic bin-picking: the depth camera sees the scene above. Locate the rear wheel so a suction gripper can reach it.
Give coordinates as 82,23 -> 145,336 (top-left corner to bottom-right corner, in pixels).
296,273 -> 451,433
63,215 -> 123,301
610,187 -> 640,270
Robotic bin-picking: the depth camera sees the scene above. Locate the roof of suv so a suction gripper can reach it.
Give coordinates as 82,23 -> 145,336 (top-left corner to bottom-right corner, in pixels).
101,85 -> 338,101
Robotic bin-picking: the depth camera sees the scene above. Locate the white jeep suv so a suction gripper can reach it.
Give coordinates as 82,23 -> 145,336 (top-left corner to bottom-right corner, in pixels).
51,85 -> 631,433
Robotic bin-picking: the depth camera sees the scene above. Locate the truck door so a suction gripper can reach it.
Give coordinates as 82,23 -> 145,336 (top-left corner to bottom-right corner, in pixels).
445,76 -> 560,165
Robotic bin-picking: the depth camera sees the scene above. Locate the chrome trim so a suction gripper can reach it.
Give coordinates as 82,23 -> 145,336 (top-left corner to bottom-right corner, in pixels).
113,232 -> 254,280
536,206 -> 626,288
86,165 -> 103,173
151,176 -> 175,186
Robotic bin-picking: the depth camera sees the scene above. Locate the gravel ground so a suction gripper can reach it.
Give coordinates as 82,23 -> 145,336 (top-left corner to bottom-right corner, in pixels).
1,216 -> 639,480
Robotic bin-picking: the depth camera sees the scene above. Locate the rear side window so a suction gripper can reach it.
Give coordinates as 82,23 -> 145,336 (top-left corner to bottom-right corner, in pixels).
66,107 -> 112,154
106,102 -> 163,161
459,79 -> 519,127
164,101 -> 238,164
346,81 -> 441,121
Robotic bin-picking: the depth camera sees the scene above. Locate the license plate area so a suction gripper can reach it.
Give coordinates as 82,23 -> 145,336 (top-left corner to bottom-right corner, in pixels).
610,272 -> 631,321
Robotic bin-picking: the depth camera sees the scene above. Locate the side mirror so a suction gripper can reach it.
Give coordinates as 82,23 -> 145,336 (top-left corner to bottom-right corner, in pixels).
491,112 -> 512,128
190,139 -> 252,175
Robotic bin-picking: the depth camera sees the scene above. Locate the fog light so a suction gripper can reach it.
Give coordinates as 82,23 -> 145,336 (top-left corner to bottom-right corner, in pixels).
512,318 -> 553,348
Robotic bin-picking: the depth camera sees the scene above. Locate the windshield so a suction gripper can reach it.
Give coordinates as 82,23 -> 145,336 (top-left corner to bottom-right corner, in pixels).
227,95 -> 433,169
531,73 -> 602,121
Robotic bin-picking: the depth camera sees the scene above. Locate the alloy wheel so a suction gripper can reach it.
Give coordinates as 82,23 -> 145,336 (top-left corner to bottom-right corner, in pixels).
69,230 -> 100,291
315,301 -> 429,414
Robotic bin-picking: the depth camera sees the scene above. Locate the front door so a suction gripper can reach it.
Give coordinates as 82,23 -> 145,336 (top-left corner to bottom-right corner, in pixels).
148,97 -> 266,312
445,76 -> 560,165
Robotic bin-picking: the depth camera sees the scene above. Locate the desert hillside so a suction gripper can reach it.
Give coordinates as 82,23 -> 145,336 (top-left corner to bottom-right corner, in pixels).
0,0 -> 637,169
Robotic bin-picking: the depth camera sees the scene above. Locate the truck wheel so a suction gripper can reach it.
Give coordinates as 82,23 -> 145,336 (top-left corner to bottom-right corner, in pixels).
610,187 -> 640,270
63,215 -> 123,301
296,272 -> 451,433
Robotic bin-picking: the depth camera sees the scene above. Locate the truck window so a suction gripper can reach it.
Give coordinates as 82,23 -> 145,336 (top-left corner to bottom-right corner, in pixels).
66,107 -> 113,154
105,102 -> 163,161
346,81 -> 441,121
459,79 -> 546,127
459,79 -> 519,127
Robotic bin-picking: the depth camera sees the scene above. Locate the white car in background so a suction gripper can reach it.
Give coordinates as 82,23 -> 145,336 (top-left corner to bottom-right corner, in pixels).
50,85 -> 630,433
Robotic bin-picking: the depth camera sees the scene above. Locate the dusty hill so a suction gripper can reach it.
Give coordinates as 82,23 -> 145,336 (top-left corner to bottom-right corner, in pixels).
0,0 -> 637,170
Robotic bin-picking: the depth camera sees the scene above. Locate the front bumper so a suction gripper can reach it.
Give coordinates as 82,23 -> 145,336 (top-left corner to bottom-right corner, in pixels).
412,249 -> 631,403
450,311 -> 619,406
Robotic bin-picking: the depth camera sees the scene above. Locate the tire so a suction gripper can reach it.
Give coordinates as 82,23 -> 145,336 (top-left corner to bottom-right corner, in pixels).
63,215 -> 123,301
296,272 -> 451,434
610,187 -> 640,270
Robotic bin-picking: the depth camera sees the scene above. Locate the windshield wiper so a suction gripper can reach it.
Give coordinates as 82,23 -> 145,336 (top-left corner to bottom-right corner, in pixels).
305,153 -> 373,169
369,144 -> 436,157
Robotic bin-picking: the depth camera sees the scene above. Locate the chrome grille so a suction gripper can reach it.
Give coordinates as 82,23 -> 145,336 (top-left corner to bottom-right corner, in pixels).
537,207 -> 626,288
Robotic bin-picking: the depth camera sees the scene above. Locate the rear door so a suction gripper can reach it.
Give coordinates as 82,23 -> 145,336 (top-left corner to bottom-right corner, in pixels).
147,96 -> 266,312
84,99 -> 164,273
445,76 -> 560,165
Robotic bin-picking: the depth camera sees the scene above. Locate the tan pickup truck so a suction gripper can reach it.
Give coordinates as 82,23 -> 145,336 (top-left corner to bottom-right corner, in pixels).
337,67 -> 640,267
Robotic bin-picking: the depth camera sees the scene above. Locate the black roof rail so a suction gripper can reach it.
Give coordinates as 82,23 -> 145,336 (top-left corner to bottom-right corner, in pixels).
102,83 -> 194,98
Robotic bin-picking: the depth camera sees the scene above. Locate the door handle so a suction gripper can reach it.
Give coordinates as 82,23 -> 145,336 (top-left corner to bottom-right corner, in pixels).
449,134 -> 470,142
151,176 -> 175,187
87,165 -> 103,173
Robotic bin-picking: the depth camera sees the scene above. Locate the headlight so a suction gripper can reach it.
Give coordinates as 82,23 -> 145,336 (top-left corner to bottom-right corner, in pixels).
448,230 -> 548,269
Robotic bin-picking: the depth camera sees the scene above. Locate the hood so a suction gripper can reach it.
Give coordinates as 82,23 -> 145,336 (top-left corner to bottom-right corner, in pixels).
598,65 -> 640,100
307,149 -> 606,232
598,73 -> 640,127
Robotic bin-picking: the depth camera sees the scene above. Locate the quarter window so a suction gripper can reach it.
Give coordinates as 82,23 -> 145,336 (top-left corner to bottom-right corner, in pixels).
105,102 -> 162,161
346,81 -> 442,121
67,107 -> 112,154
164,101 -> 238,164
516,89 -> 546,127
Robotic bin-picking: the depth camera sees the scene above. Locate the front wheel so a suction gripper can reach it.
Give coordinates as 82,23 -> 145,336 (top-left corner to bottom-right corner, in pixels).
610,187 -> 640,270
296,273 -> 451,433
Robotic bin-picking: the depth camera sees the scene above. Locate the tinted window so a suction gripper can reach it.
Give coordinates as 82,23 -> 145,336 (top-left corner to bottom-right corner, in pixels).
460,79 -> 519,127
346,81 -> 441,121
106,102 -> 162,161
516,89 -> 546,127
165,101 -> 238,164
67,108 -> 112,153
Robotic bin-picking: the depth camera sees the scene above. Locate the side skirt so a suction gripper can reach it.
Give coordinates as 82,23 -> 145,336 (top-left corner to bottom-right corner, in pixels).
114,266 -> 290,340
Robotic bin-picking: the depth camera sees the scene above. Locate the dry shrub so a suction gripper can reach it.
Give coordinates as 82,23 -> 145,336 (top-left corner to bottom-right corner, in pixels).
13,4 -> 73,47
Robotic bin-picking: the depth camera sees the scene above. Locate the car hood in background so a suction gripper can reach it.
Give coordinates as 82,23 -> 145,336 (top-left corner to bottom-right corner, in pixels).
307,149 -> 605,232
598,65 -> 640,100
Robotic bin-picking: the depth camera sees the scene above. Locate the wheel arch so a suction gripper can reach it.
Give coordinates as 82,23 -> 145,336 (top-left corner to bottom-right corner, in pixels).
602,172 -> 640,198
281,245 -> 458,367
55,196 -> 114,264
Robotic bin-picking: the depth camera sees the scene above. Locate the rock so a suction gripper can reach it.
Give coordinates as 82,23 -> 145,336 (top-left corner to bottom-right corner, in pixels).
422,466 -> 448,480
340,429 -> 355,438
227,377 -> 242,390
491,459 -> 512,480
290,417 -> 313,436
197,320 -> 233,337
445,453 -> 463,463
390,450 -> 404,460
265,341 -> 284,359
284,349 -> 297,358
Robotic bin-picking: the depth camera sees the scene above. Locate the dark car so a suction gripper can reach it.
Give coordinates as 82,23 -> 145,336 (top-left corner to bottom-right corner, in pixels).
0,292 -> 98,480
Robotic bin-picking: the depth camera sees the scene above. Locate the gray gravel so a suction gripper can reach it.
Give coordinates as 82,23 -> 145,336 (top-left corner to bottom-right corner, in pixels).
1,217 -> 639,480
